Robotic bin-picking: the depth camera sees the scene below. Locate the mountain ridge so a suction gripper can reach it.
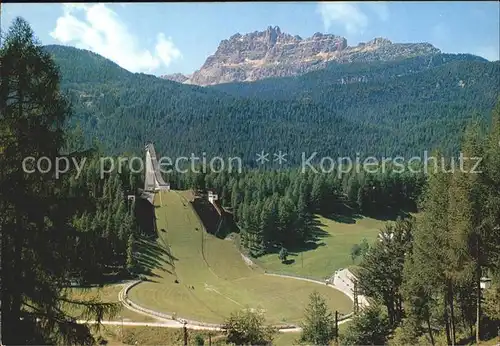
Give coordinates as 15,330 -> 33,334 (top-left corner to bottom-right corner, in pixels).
161,26 -> 441,85
42,44 -> 499,163
211,53 -> 491,99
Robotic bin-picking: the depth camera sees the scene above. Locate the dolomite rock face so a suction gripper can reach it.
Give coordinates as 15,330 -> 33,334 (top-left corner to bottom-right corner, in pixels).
162,26 -> 440,86
160,73 -> 189,83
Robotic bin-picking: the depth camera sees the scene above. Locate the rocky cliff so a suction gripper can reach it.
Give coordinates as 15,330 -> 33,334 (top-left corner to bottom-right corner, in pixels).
159,72 -> 190,83
165,26 -> 441,86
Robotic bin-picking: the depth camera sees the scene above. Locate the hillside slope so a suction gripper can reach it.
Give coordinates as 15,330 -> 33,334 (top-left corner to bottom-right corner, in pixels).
127,191 -> 352,324
46,45 -> 500,162
212,53 -> 490,99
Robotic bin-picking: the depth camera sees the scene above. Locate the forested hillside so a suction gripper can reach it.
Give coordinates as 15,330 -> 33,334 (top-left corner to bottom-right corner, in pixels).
212,53 -> 490,100
44,45 -> 500,162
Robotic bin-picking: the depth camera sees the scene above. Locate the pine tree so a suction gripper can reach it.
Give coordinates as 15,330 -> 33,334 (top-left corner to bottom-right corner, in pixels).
0,17 -> 117,344
114,200 -> 127,240
342,304 -> 390,346
345,172 -> 360,205
477,100 -> 500,342
300,291 -> 336,345
358,218 -> 414,326
357,185 -> 366,214
126,233 -> 135,273
409,150 -> 456,345
483,100 -> 500,270
278,247 -> 288,263
259,198 -> 276,250
296,190 -> 312,243
277,197 -> 296,246
230,180 -> 240,211
402,256 -> 437,345
310,174 -> 324,212
448,121 -> 485,343
483,283 -> 500,321
239,202 -> 251,249
250,200 -> 265,256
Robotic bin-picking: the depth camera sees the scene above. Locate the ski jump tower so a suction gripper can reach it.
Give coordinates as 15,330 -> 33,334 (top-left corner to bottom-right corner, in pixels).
142,143 -> 170,204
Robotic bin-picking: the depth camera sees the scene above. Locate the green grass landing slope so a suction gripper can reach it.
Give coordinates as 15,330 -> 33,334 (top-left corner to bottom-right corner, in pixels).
128,191 -> 352,325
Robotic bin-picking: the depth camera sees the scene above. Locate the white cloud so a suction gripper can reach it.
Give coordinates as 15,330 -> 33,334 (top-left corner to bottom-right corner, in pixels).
50,3 -> 182,73
155,33 -> 182,66
317,3 -> 367,35
317,2 -> 389,35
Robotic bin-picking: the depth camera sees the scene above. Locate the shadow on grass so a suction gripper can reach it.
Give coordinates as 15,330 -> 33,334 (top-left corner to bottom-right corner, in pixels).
135,198 -> 157,238
261,205 -> 402,260
134,238 -> 178,278
320,209 -> 412,224
368,209 -> 411,222
317,199 -> 413,224
218,210 -> 238,239
316,201 -> 364,224
190,195 -> 225,239
133,198 -> 180,279
264,218 -> 331,256
456,316 -> 500,345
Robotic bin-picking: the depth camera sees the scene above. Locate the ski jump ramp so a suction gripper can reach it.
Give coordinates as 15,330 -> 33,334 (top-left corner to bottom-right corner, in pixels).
141,143 -> 170,204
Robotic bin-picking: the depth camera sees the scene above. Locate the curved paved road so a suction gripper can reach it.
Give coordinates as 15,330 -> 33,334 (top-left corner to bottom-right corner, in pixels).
77,268 -> 363,333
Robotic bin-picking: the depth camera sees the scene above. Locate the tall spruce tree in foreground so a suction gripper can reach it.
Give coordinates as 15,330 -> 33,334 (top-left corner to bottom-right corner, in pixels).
0,17 -> 116,344
406,150 -> 460,345
341,304 -> 390,346
300,291 -> 336,345
447,121 -> 485,344
223,308 -> 276,345
399,100 -> 500,344
358,217 -> 414,326
482,100 -> 500,272
478,100 -> 500,341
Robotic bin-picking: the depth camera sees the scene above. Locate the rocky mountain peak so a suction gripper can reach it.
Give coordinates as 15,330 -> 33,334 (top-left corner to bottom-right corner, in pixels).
366,37 -> 392,46
265,25 -> 281,35
176,27 -> 441,86
264,25 -> 281,45
159,72 -> 190,83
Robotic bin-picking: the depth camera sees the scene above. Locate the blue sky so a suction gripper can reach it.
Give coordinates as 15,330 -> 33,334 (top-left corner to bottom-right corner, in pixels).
2,2 -> 499,76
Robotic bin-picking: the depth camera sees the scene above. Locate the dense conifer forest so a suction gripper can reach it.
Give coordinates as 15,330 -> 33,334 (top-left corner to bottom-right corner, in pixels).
44,45 -> 500,162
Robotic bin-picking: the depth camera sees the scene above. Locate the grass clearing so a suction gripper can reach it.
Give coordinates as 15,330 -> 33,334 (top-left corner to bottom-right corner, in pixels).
257,214 -> 385,279
128,191 -> 352,325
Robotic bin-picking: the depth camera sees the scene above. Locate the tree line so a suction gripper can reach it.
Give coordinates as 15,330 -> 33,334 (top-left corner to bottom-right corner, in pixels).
43,43 -> 500,165
163,166 -> 424,256
0,18 -> 147,344
349,102 -> 500,345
